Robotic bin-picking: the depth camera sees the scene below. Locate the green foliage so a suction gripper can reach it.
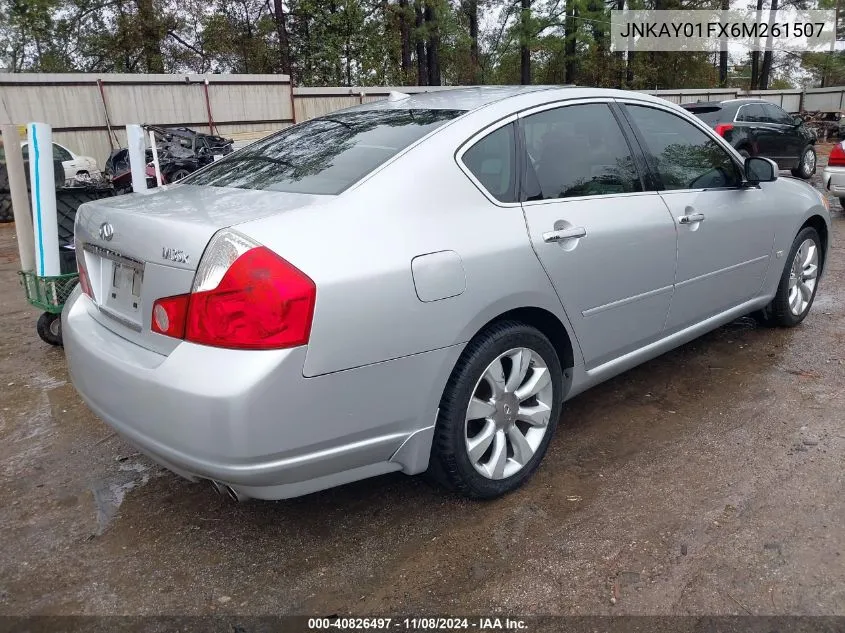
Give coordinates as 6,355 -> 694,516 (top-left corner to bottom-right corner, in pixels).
0,0 -> 839,90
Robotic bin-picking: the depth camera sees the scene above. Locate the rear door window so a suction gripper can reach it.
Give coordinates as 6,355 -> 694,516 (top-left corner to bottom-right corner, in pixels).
521,103 -> 642,200
186,109 -> 465,195
462,124 -> 517,203
737,103 -> 767,123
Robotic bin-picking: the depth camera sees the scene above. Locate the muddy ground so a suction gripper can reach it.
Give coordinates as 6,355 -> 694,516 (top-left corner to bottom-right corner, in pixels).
0,149 -> 843,618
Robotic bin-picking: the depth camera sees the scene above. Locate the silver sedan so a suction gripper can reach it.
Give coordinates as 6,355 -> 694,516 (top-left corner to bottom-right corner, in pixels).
63,86 -> 831,501
822,139 -> 845,207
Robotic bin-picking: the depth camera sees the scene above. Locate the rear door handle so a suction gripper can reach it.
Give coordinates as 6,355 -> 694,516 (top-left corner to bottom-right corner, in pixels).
543,226 -> 587,243
679,212 -> 705,224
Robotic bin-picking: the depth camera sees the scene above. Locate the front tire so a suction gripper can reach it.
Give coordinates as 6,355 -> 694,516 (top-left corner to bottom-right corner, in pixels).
427,321 -> 563,499
791,146 -> 816,179
758,227 -> 822,327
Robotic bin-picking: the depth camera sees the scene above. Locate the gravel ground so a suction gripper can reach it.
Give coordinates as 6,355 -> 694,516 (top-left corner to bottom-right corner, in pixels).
0,149 -> 843,617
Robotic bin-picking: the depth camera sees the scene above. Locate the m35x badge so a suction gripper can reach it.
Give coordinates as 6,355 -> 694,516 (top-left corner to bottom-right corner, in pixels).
162,247 -> 190,264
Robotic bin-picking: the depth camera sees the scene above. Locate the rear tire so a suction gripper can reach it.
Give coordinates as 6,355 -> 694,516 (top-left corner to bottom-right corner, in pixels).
791,146 -> 816,179
37,312 -> 63,346
757,227 -> 822,327
427,321 -> 563,499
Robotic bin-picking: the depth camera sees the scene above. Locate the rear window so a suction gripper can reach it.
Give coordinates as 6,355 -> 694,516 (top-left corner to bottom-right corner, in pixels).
682,105 -> 724,126
185,109 -> 465,194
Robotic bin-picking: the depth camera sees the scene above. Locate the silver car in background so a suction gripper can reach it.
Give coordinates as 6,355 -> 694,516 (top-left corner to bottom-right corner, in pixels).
822,139 -> 845,207
63,86 -> 831,501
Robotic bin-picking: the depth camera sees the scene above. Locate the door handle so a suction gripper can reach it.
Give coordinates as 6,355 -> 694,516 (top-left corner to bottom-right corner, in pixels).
679,212 -> 705,224
543,226 -> 587,243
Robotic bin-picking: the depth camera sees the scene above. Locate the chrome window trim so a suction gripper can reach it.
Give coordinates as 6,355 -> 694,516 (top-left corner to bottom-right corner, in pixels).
521,190 -> 657,208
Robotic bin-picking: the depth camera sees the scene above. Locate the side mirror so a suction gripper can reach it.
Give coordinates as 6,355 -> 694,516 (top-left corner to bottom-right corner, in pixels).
792,115 -> 804,126
745,156 -> 778,184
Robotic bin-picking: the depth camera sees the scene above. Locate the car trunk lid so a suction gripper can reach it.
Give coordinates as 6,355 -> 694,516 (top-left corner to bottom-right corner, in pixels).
74,184 -> 327,355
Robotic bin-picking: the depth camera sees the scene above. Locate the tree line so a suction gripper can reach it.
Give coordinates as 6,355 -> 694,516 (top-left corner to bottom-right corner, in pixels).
2,0 -> 843,90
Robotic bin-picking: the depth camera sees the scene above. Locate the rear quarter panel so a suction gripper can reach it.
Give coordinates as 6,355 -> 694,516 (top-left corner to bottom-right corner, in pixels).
236,112 -> 579,378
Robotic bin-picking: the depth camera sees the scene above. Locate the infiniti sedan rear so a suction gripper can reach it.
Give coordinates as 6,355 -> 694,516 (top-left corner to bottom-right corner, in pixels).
64,86 -> 830,501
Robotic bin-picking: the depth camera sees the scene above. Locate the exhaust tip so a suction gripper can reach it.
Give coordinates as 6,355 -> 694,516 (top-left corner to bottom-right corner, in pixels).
224,485 -> 245,503
207,479 -> 249,502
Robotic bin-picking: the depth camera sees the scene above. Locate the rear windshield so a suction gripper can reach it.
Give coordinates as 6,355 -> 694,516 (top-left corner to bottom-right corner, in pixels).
185,109 -> 465,194
681,105 -> 724,125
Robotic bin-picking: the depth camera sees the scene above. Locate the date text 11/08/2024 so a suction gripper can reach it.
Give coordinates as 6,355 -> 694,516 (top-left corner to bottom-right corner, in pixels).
307,617 -> 529,630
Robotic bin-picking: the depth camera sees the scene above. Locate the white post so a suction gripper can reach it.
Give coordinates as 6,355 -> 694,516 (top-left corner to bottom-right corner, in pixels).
148,129 -> 163,187
27,122 -> 60,277
126,124 -> 147,193
0,124 -> 36,272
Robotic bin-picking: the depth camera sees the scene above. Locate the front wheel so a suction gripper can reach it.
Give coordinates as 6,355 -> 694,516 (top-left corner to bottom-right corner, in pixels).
427,321 -> 563,499
791,146 -> 816,179
757,227 -> 822,327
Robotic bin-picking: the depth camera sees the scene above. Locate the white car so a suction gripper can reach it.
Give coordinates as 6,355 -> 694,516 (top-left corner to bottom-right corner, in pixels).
822,140 -> 845,207
21,141 -> 101,185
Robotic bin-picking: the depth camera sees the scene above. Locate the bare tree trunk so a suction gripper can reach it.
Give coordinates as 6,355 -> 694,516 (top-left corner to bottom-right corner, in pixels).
520,0 -> 531,84
759,0 -> 778,90
750,0 -> 764,88
136,0 -> 165,73
399,0 -> 412,78
415,1 -> 428,85
718,0 -> 729,86
273,0 -> 292,78
614,0 -> 625,87
425,1 -> 440,85
463,0 -> 480,83
564,1 -> 577,83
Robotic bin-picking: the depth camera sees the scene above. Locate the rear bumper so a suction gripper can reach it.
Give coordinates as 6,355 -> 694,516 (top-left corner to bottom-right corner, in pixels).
63,288 -> 457,499
822,165 -> 845,197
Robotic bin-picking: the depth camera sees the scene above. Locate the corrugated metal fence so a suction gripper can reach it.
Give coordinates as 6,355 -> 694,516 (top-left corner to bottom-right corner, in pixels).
2,74 -> 844,166
0,73 -> 295,164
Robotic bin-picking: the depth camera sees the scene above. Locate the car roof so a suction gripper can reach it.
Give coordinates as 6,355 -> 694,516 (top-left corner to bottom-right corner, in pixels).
343,85 -> 678,115
681,101 -> 725,109
340,86 -> 562,112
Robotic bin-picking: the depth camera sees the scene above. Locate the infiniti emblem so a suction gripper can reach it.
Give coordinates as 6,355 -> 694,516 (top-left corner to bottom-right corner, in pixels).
99,222 -> 114,241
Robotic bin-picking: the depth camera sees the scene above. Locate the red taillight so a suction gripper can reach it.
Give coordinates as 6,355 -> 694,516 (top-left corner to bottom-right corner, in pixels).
715,123 -> 734,137
152,246 -> 316,350
75,247 -> 94,299
828,143 -> 845,167
151,294 -> 189,338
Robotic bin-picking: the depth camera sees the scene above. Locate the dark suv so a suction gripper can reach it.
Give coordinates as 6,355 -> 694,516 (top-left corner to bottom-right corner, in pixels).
682,99 -> 816,180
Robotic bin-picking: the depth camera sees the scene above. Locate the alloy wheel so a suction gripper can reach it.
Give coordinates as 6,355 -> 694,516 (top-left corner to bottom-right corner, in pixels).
788,238 -> 819,316
803,149 -> 816,174
464,347 -> 554,480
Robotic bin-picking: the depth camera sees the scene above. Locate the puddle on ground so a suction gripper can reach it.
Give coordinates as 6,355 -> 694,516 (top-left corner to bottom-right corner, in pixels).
90,460 -> 162,534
